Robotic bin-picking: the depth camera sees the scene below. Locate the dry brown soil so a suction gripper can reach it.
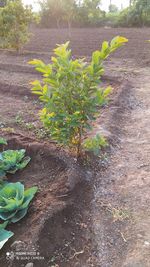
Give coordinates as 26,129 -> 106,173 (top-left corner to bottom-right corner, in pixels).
0,27 -> 150,267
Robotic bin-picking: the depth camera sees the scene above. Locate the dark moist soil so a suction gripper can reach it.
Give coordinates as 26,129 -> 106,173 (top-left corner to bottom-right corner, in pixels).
0,133 -> 92,267
0,27 -> 150,267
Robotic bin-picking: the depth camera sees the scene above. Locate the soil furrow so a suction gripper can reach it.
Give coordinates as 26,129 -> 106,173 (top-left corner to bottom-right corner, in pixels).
92,67 -> 150,267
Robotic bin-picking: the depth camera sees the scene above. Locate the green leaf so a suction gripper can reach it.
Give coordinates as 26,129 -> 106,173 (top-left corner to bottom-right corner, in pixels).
92,50 -> 100,64
0,170 -> 6,178
0,149 -> 30,177
0,138 -> 7,145
83,134 -> 108,155
28,59 -> 45,67
20,186 -> 38,209
0,221 -> 9,230
0,210 -> 17,221
0,182 -> 24,199
0,182 -> 37,222
110,36 -> 128,52
11,208 -> 28,223
0,229 -> 14,250
0,180 -> 8,189
102,41 -> 109,51
103,86 -> 112,97
16,156 -> 31,171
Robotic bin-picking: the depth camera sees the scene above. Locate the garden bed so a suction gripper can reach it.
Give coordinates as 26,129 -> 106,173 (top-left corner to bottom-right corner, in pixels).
0,132 -> 91,267
0,27 -> 149,267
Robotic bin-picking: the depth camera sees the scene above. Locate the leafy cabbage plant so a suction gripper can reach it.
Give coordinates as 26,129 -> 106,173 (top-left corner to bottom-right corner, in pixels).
0,182 -> 38,223
0,149 -> 31,178
0,138 -> 37,250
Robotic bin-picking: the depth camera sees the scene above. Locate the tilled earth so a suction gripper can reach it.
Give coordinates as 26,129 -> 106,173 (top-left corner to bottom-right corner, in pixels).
0,27 -> 150,267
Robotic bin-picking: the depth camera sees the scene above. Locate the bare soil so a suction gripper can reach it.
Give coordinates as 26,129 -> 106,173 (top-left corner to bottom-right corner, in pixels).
0,27 -> 150,267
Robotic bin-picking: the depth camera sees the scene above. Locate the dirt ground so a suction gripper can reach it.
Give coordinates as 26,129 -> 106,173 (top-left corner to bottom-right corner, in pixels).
0,27 -> 150,267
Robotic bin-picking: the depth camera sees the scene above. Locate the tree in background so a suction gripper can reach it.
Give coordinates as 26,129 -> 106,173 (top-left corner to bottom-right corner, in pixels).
62,0 -> 77,31
0,0 -> 33,51
134,0 -> 150,25
39,0 -> 62,28
118,0 -> 150,26
39,0 -> 150,27
83,0 -> 103,25
39,0 -> 105,27
109,4 -> 118,13
129,0 -> 132,7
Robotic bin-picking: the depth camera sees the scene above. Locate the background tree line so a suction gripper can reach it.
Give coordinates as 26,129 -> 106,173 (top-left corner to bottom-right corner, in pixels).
39,0 -> 105,28
0,0 -> 150,35
39,0 -> 150,28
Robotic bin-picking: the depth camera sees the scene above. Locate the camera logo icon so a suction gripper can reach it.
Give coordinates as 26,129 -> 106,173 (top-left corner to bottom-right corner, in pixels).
6,251 -> 15,261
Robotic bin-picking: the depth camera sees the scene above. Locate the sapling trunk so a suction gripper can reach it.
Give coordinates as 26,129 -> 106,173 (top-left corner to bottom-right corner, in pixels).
56,18 -> 61,28
76,127 -> 82,158
67,19 -> 72,38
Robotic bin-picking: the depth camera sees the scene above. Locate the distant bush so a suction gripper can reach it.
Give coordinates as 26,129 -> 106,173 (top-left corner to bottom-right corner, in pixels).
105,12 -> 119,27
0,0 -> 33,51
117,8 -> 131,27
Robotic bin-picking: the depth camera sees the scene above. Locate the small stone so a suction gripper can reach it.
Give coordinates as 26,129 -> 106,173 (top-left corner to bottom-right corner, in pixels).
85,171 -> 93,182
11,241 -> 26,251
25,263 -> 34,267
144,241 -> 150,246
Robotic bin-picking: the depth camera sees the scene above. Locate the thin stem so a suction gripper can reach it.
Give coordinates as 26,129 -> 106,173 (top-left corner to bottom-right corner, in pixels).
77,127 -> 82,158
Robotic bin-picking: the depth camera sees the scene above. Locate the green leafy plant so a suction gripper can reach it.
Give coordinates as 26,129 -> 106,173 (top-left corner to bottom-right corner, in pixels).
15,113 -> 24,125
29,36 -> 128,157
0,137 -> 7,145
0,0 -> 33,51
0,221 -> 14,250
0,182 -> 38,223
0,149 -> 31,178
83,134 -> 108,155
0,138 -> 37,250
0,181 -> 38,250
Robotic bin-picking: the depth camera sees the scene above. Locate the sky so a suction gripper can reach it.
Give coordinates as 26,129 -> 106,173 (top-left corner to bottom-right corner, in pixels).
101,0 -> 129,11
23,0 -> 130,12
